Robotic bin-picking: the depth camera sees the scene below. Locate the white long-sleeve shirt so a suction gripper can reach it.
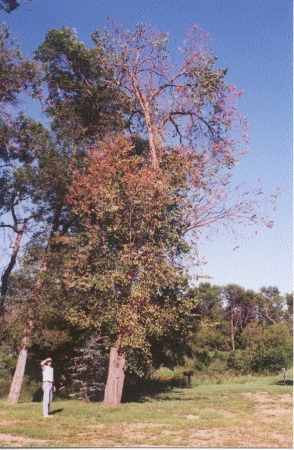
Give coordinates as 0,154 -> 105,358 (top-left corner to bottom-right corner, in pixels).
42,365 -> 54,382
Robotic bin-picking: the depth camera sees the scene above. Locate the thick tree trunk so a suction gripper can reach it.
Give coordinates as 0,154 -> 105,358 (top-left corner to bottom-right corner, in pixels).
103,346 -> 126,406
7,320 -> 32,404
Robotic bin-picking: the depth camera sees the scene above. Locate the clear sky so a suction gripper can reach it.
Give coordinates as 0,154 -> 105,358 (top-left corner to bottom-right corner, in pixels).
1,0 -> 292,294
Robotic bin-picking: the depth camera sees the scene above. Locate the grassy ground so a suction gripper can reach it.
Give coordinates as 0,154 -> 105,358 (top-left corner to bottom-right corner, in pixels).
0,371 -> 292,447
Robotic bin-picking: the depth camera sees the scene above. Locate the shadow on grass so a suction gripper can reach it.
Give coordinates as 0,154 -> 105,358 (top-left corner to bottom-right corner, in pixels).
122,377 -> 195,403
51,408 -> 64,415
274,380 -> 293,386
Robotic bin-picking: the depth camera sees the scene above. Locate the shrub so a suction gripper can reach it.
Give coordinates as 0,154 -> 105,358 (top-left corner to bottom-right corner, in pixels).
242,323 -> 293,374
0,378 -> 11,398
250,347 -> 291,373
207,356 -> 228,374
0,345 -> 18,380
227,351 -> 251,374
193,349 -> 212,371
64,339 -> 107,401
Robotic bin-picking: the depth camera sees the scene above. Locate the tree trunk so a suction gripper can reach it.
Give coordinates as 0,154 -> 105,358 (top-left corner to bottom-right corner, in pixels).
7,319 -> 32,404
1,214 -> 35,315
6,204 -> 63,404
230,309 -> 235,351
103,346 -> 126,406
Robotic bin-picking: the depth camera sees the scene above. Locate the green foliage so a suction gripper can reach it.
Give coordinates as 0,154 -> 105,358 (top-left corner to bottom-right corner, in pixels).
188,283 -> 231,351
0,0 -> 33,13
62,134 -> 195,376
204,352 -> 229,375
191,319 -> 293,376
0,23 -> 37,109
191,319 -> 231,352
3,248 -> 73,352
285,293 -> 293,316
243,323 -> 293,373
227,351 -> 251,374
250,348 -> 290,374
193,349 -> 212,371
34,27 -> 127,142
65,339 -> 107,401
0,345 -> 18,397
256,287 -> 287,325
0,345 -> 17,380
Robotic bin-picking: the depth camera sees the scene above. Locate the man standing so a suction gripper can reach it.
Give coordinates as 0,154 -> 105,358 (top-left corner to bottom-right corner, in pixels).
40,357 -> 55,418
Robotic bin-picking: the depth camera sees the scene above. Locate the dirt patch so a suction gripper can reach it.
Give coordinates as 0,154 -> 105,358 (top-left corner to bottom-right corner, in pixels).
86,423 -> 105,430
242,392 -> 292,404
185,392 -> 292,447
122,422 -> 165,429
0,420 -> 17,425
201,408 -> 236,419
88,422 -> 165,447
189,425 -> 291,448
119,394 -> 292,447
241,392 -> 293,422
0,433 -> 49,447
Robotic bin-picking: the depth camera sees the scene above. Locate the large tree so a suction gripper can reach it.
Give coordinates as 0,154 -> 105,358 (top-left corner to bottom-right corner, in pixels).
0,25 -> 63,404
61,22 -> 277,404
5,26 -> 127,404
0,23 -> 40,306
5,128 -> 77,403
62,134 -> 194,405
0,24 -> 54,402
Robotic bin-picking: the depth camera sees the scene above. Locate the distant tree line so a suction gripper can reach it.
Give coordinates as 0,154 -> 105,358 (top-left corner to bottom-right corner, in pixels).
188,283 -> 292,374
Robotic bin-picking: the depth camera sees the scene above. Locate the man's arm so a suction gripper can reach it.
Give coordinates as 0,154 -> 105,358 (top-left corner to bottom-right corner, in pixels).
40,358 -> 51,368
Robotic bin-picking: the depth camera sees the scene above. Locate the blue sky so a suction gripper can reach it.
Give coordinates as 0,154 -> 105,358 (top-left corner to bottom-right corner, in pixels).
2,0 -> 292,294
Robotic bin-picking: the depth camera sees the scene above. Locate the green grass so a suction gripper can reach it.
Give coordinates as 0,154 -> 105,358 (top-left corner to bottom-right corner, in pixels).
0,371 -> 292,447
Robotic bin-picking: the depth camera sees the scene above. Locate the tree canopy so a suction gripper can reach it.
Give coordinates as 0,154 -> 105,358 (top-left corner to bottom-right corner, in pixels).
0,0 -> 33,13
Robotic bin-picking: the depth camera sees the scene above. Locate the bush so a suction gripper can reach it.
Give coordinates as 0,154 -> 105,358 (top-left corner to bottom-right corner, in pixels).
227,351 -> 251,374
193,349 -> 212,371
250,347 -> 291,373
0,378 -> 11,398
0,345 -> 18,380
64,339 -> 107,401
207,358 -> 228,374
0,345 -> 18,398
242,323 -> 293,374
